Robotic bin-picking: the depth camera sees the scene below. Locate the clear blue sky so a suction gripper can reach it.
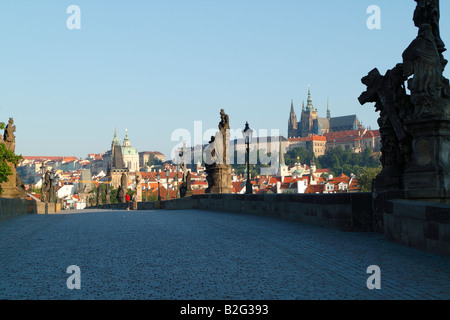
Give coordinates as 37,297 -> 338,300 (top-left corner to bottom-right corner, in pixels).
1,0 -> 449,159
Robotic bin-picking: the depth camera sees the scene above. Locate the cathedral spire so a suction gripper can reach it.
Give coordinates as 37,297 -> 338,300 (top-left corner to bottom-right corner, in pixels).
306,85 -> 314,112
112,128 -> 120,147
288,99 -> 298,138
327,98 -> 331,120
123,129 -> 131,147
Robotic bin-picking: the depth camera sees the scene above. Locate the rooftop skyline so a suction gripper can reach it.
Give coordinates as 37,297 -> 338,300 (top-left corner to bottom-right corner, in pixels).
1,0 -> 449,159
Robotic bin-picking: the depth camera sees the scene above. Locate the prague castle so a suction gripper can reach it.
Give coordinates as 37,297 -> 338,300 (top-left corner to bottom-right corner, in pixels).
288,86 -> 363,138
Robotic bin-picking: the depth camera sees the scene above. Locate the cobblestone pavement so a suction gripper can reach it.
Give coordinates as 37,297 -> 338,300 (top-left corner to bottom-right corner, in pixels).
0,209 -> 449,300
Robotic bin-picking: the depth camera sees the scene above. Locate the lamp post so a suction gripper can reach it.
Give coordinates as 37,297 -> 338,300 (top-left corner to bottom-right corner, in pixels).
144,178 -> 148,202
54,173 -> 60,204
49,169 -> 56,203
242,122 -> 253,194
156,172 -> 161,202
174,166 -> 179,199
165,167 -> 170,201
40,165 -> 46,202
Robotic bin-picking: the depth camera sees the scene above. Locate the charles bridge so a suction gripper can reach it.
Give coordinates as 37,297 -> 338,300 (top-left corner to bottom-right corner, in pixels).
1,0 -> 450,301
0,202 -> 449,300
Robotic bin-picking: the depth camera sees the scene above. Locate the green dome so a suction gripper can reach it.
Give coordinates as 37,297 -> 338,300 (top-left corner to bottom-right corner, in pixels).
122,145 -> 138,155
122,129 -> 138,155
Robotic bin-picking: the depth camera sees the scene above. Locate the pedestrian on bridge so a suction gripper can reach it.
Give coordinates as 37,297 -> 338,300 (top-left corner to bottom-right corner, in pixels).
125,193 -> 130,211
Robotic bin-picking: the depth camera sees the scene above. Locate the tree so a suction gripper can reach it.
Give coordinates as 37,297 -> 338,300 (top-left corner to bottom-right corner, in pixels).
0,122 -> 23,195
358,167 -> 382,192
146,154 -> 163,167
284,147 -> 317,167
317,147 -> 381,177
143,190 -> 158,202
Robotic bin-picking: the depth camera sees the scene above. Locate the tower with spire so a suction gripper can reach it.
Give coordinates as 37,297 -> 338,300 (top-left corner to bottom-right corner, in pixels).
300,85 -> 319,137
288,99 -> 298,138
327,98 -> 331,120
121,129 -> 139,172
287,85 -> 362,139
108,129 -> 128,189
111,129 -> 124,170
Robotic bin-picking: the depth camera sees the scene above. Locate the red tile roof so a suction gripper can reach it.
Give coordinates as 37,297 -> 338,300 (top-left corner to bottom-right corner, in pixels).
289,134 -> 327,142
305,184 -> 325,194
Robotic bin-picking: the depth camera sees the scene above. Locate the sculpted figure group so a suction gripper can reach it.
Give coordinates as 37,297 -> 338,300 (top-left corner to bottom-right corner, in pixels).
359,0 -> 450,194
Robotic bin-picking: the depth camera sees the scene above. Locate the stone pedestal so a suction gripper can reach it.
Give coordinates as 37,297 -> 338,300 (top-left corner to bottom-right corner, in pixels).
0,162 -> 27,200
205,164 -> 232,194
110,169 -> 128,189
137,187 -> 142,202
403,118 -> 450,199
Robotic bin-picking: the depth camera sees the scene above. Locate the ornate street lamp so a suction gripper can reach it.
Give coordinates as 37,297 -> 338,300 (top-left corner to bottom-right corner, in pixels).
144,178 -> 148,202
242,122 -> 253,194
165,167 -> 170,201
174,166 -> 179,199
54,173 -> 60,204
156,172 -> 161,202
40,165 -> 46,202
49,169 -> 56,203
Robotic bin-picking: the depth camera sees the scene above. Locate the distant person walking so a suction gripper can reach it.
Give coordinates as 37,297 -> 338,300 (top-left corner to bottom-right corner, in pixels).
125,193 -> 131,211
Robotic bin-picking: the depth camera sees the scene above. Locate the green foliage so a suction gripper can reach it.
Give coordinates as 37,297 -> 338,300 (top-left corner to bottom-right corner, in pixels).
284,147 -> 320,167
0,141 -> 23,195
109,187 -> 119,204
142,190 -> 158,202
30,186 -> 41,194
318,147 -> 381,177
146,154 -> 163,166
358,167 -> 382,192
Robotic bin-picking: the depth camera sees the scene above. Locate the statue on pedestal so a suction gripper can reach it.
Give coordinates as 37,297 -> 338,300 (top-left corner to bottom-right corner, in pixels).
359,0 -> 450,200
97,185 -> 102,206
117,172 -> 128,203
205,109 -> 232,194
135,172 -> 142,202
0,117 -> 26,199
3,118 -> 16,152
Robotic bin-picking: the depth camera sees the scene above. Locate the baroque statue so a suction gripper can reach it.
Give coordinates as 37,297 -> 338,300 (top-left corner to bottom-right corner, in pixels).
359,0 -> 450,200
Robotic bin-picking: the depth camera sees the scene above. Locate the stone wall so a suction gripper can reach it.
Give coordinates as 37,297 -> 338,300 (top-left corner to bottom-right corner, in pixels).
384,199 -> 450,257
165,193 -> 374,232
0,198 -> 37,220
36,202 -> 62,214
92,202 -> 159,211
90,193 -> 374,232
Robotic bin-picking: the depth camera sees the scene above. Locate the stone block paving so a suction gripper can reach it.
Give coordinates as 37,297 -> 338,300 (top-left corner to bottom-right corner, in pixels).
0,209 -> 449,300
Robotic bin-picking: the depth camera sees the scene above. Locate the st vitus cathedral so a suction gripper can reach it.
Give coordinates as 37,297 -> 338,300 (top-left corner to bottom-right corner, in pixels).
288,86 -> 363,138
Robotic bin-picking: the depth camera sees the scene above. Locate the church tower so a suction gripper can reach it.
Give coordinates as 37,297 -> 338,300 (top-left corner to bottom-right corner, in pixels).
111,129 -> 124,170
122,129 -> 139,173
300,86 -> 319,137
287,100 -> 298,138
327,98 -> 331,120
109,129 -> 128,189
